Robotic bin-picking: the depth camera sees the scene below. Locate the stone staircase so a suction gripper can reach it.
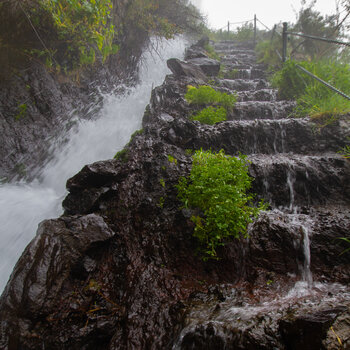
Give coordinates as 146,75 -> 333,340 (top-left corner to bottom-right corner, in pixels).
173,40 -> 350,348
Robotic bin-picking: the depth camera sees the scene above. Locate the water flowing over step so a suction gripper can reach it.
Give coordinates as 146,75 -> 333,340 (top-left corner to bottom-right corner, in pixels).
158,117 -> 349,155
173,40 -> 350,348
250,153 -> 350,210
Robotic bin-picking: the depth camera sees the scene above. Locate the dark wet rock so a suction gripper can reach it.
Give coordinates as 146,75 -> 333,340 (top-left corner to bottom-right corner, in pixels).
246,210 -> 350,282
230,100 -> 296,120
250,154 -> 350,208
195,35 -> 210,48
184,46 -> 208,60
187,57 -> 221,76
167,58 -> 207,81
279,307 -> 347,350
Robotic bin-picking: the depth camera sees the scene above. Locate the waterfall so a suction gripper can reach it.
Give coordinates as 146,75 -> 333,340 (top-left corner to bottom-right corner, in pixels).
0,37 -> 186,293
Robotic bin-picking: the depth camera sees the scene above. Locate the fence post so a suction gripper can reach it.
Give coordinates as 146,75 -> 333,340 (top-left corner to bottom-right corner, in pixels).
228,21 -> 230,33
282,22 -> 288,62
254,14 -> 257,46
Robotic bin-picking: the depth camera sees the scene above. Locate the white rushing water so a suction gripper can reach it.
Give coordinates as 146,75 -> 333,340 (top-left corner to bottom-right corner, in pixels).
0,37 -> 186,293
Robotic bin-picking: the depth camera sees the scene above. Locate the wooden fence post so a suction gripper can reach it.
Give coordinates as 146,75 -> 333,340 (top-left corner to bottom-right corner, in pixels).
282,22 -> 288,62
254,14 -> 257,46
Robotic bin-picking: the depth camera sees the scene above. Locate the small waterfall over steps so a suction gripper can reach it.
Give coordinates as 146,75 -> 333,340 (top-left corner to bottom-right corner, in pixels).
174,41 -> 350,349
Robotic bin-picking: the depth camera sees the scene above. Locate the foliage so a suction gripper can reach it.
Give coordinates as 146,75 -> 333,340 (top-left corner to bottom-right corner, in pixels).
122,0 -> 204,40
185,85 -> 236,125
39,0 -> 118,69
272,59 -> 350,119
255,37 -> 283,71
337,237 -> 350,255
204,44 -> 220,61
207,22 -> 256,42
338,139 -> 350,158
292,3 -> 342,60
190,106 -> 227,125
114,148 -> 128,162
168,154 -> 178,164
15,103 -> 27,120
177,149 -> 266,260
0,0 -> 204,74
185,85 -> 236,111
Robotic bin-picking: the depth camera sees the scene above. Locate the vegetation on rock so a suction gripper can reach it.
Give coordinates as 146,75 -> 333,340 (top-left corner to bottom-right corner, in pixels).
177,149 -> 267,259
0,0 -> 203,74
185,85 -> 236,124
272,60 -> 350,120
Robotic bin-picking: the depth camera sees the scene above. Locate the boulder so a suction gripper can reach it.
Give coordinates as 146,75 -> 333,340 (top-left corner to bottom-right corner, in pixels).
187,57 -> 221,76
167,58 -> 207,81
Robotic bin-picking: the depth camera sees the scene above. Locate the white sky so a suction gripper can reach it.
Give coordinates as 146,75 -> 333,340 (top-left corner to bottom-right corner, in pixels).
191,0 -> 340,30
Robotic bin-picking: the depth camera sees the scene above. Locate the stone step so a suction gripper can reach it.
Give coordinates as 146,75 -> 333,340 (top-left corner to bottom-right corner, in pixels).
237,88 -> 277,102
162,117 -> 350,157
249,153 -> 350,209
229,100 -> 296,120
218,78 -> 270,91
221,67 -> 265,80
213,41 -> 255,51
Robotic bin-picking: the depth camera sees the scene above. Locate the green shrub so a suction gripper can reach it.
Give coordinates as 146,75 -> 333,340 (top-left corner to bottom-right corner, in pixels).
41,0 -> 118,68
190,106 -> 227,125
255,39 -> 283,71
185,85 -> 236,111
185,85 -> 236,125
204,44 -> 220,61
114,148 -> 128,162
273,60 -> 350,119
15,103 -> 27,120
177,149 -> 266,260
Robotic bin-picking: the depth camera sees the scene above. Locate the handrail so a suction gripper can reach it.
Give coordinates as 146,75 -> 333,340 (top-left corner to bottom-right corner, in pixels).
295,64 -> 350,101
286,31 -> 350,47
281,22 -> 350,103
221,15 -> 272,46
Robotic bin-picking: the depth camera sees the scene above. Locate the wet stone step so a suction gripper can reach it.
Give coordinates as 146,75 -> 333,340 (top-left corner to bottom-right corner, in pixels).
221,54 -> 257,66
163,117 -> 350,156
218,78 -> 270,91
220,67 -> 265,80
228,100 -> 296,120
237,89 -> 277,102
249,153 -> 350,210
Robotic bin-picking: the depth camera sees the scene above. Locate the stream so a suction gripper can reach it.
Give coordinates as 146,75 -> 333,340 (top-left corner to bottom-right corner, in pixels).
0,37 -> 186,293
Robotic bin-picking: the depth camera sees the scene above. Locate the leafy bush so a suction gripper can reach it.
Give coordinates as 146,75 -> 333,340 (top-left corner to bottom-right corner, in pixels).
185,85 -> 236,111
204,44 -> 220,61
177,149 -> 266,259
272,60 -> 350,119
48,0 -> 117,61
185,85 -> 237,125
0,0 -> 203,73
190,106 -> 227,125
185,85 -> 236,125
255,38 -> 283,71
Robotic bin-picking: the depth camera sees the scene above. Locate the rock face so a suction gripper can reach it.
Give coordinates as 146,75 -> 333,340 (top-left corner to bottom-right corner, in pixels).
1,39 -> 350,349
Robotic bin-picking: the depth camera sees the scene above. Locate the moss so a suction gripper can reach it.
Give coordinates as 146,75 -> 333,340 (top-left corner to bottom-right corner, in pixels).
114,148 -> 128,162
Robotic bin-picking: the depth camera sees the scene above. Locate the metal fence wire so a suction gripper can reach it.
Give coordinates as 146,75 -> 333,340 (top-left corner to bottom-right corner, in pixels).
282,22 -> 350,101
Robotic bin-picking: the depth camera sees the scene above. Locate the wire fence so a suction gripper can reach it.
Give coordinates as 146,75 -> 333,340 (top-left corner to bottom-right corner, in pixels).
281,22 -> 350,102
217,15 -> 350,102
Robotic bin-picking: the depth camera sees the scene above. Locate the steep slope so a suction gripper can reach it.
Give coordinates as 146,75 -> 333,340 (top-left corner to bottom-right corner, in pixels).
0,39 -> 350,349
